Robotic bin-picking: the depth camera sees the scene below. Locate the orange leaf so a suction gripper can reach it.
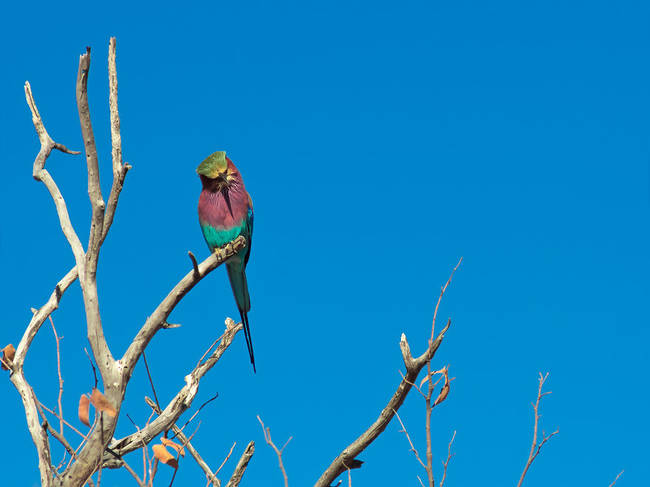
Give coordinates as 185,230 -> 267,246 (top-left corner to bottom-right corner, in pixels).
153,444 -> 179,468
89,388 -> 117,417
1,344 -> 15,370
161,437 -> 185,457
79,395 -> 91,427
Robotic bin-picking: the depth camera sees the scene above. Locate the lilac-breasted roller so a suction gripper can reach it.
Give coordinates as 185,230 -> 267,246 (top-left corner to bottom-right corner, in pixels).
197,151 -> 255,372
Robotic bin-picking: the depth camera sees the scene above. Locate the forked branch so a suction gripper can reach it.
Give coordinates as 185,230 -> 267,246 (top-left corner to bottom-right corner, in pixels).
314,259 -> 461,487
257,416 -> 291,487
516,373 -> 558,487
13,38 -> 249,487
106,318 -> 243,462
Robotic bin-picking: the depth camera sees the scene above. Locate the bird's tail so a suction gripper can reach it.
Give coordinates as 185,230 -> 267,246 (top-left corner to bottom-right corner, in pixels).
226,262 -> 255,373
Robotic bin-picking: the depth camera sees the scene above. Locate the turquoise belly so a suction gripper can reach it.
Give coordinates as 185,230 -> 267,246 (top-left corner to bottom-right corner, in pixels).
201,223 -> 245,251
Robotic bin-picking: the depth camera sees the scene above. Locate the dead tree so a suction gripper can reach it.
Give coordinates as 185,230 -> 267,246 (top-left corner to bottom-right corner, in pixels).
4,38 -> 497,487
4,38 -> 255,487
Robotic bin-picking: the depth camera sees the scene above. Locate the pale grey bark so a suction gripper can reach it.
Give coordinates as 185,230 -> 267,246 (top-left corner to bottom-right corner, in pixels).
12,38 -> 247,487
313,322 -> 451,487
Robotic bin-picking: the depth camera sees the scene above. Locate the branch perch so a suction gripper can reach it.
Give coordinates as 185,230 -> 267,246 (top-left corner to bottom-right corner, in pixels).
314,259 -> 460,487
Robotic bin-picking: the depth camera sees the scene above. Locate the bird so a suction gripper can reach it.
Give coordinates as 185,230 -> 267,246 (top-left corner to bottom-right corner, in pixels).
197,151 -> 255,372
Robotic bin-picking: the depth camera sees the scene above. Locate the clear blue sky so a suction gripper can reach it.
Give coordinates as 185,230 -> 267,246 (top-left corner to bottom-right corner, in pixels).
1,1 -> 648,486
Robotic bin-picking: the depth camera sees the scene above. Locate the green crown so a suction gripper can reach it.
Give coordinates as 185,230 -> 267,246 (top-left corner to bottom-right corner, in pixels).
197,151 -> 227,177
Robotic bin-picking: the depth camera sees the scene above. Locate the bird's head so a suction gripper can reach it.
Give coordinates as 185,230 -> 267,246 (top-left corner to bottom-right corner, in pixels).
197,151 -> 233,189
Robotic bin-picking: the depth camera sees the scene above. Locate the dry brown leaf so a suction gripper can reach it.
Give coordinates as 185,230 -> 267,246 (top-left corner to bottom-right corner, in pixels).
153,444 -> 179,468
161,437 -> 185,457
420,366 -> 448,389
1,344 -> 15,370
434,383 -> 450,406
89,388 -> 117,417
79,394 -> 91,427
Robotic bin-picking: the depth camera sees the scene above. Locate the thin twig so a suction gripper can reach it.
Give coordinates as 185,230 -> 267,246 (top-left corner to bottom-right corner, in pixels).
425,361 -> 435,487
188,251 -> 200,278
516,373 -> 558,487
173,393 -> 218,438
142,351 -> 160,410
439,431 -> 455,487
126,414 -> 150,483
257,416 -> 291,487
170,421 -> 202,487
39,402 -> 87,439
196,333 -> 226,368
315,262 -> 459,487
108,319 -> 242,461
608,470 -> 624,487
49,316 -> 65,436
84,348 -> 98,389
144,398 -> 218,485
215,442 -> 237,478
121,457 -> 146,487
430,258 -> 462,342
225,441 -> 255,487
36,410 -> 75,460
121,236 -> 247,375
393,409 -> 427,470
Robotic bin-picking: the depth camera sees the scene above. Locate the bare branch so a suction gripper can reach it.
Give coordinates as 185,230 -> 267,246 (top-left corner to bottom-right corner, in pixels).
14,80 -> 89,487
39,402 -> 87,440
225,441 -> 255,487
24,82 -> 85,271
108,37 -> 122,177
315,319 -> 450,487
74,47 -> 115,391
142,351 -> 161,410
144,397 -> 219,486
439,431 -> 455,487
84,348 -> 98,389
76,46 -> 105,275
516,373 -> 558,487
430,258 -> 462,342
49,316 -> 65,437
100,37 -> 131,248
9,370 -> 54,486
315,262 -> 460,487
15,268 -> 77,370
214,442 -> 237,483
107,319 -> 243,461
121,236 -> 247,375
393,409 -> 427,471
120,457 -> 146,487
425,362 -> 435,487
39,415 -> 76,462
188,251 -> 200,278
608,470 -> 624,487
257,416 -> 291,487
173,393 -> 219,438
